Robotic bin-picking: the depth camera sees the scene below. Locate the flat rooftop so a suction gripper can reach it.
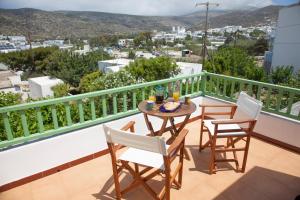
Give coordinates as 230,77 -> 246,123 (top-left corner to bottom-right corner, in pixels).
1,119 -> 299,200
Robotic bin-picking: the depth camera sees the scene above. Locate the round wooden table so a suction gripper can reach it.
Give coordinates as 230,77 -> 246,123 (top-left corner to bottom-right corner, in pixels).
138,100 -> 196,160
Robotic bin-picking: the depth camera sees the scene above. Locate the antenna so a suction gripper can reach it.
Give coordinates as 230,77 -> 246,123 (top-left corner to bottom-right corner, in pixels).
195,2 -> 219,68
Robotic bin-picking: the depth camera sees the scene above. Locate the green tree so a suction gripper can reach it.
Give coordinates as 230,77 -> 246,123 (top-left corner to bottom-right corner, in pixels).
128,50 -> 136,59
0,92 -> 21,107
205,46 -> 265,81
42,50 -> 110,87
79,71 -> 103,93
270,66 -> 294,84
52,83 -> 70,98
248,38 -> 268,56
126,57 -> 180,82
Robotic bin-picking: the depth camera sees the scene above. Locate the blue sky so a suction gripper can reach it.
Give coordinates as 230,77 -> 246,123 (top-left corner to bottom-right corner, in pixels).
0,0 -> 299,16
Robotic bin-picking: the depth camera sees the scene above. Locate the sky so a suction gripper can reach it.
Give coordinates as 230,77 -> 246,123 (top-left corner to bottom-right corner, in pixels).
0,0 -> 299,16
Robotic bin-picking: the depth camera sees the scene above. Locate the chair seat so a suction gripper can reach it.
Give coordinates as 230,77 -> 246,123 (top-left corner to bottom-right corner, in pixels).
119,145 -> 170,170
204,120 -> 247,136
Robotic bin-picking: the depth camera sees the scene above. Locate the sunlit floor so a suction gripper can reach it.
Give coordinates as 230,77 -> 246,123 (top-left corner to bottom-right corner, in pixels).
1,120 -> 300,200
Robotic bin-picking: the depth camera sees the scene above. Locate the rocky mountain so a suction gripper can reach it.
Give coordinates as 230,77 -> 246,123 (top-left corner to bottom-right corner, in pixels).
0,6 -> 282,39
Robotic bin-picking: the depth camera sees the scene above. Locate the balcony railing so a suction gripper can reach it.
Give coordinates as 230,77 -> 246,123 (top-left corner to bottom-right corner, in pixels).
0,71 -> 299,149
0,72 -> 205,149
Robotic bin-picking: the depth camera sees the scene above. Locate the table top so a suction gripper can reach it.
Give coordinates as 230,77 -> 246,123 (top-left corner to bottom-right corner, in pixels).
138,100 -> 196,118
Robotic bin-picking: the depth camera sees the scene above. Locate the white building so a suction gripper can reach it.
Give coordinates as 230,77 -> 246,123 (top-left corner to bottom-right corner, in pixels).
176,62 -> 202,76
0,70 -> 29,100
118,39 -> 133,47
29,76 -> 63,99
98,58 -> 133,73
271,4 -> 300,73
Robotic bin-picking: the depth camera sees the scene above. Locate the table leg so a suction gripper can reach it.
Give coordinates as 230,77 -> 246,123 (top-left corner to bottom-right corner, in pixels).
143,114 -> 155,136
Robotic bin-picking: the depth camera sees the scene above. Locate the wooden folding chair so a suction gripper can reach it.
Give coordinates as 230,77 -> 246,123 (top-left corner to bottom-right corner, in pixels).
199,92 -> 263,174
103,121 -> 188,200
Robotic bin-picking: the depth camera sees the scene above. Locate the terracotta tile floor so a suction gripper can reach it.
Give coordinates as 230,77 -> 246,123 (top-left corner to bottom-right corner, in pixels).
1,120 -> 300,200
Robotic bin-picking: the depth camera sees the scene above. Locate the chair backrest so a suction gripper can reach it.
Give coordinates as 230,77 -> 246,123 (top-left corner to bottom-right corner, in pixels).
103,124 -> 167,156
234,92 -> 263,120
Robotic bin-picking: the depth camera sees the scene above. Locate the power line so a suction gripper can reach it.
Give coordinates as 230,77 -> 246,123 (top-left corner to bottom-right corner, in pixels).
195,2 -> 219,68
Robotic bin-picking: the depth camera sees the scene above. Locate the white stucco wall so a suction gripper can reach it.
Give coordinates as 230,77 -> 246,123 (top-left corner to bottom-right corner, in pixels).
271,5 -> 300,72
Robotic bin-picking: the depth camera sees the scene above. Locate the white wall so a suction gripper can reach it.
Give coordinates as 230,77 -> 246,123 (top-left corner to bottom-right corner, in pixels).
0,96 -> 299,186
271,5 -> 300,72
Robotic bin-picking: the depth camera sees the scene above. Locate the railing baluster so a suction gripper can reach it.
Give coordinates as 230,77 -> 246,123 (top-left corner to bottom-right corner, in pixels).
200,74 -> 206,96
20,110 -> 29,137
265,87 -> 272,110
132,91 -> 137,110
286,92 -> 295,115
239,82 -> 244,93
196,76 -> 200,92
51,105 -> 59,129
90,98 -> 96,120
102,96 -> 107,117
275,89 -> 283,111
77,100 -> 84,123
216,78 -> 220,95
209,76 -> 213,93
113,94 -> 117,114
223,79 -> 227,97
141,89 -> 145,101
230,81 -> 235,98
36,107 -> 44,133
2,113 -> 13,140
185,79 -> 189,95
247,84 -> 253,96
191,77 -> 195,94
180,80 -> 183,96
64,102 -> 72,126
257,85 -> 262,100
123,92 -> 127,112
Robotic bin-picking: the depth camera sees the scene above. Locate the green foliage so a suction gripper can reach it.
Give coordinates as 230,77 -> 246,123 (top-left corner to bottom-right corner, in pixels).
128,50 -> 136,59
79,71 -> 103,93
89,35 -> 119,48
41,50 -> 110,87
247,38 -> 268,56
250,29 -> 266,38
205,46 -> 265,81
80,70 -> 137,93
133,32 -> 153,50
270,66 -> 294,85
0,92 -> 21,107
52,83 -> 70,98
0,47 -> 58,75
126,57 -> 180,82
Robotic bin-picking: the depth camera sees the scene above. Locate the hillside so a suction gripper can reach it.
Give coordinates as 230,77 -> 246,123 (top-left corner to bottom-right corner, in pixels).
0,6 -> 282,39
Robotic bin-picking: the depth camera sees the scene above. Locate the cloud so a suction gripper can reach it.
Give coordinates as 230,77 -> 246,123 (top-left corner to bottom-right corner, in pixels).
0,0 -> 275,16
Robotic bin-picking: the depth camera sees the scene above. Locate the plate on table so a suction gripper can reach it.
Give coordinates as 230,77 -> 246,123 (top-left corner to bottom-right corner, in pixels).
159,102 -> 181,113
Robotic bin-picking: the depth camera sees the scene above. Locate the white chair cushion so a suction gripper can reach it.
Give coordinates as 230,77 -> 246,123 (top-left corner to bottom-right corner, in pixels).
119,145 -> 170,170
204,120 -> 246,136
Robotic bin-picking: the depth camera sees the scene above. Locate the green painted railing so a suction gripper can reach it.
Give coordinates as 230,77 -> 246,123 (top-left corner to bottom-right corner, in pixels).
205,72 -> 300,120
1,71 -> 299,149
0,72 -> 205,149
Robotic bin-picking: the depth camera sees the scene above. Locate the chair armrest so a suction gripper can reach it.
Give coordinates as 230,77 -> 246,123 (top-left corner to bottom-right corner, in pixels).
199,104 -> 237,108
121,121 -> 135,132
167,129 -> 189,155
211,119 -> 256,125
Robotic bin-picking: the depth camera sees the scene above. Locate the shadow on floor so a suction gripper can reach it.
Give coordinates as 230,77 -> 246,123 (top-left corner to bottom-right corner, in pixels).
213,166 -> 300,200
187,144 -> 236,174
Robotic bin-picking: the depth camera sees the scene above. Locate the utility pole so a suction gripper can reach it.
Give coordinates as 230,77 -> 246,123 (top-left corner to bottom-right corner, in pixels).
196,2 -> 219,67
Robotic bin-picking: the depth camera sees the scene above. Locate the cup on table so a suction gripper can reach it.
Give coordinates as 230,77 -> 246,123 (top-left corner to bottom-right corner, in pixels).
184,95 -> 191,104
149,95 -> 156,102
146,100 -> 154,110
173,91 -> 180,102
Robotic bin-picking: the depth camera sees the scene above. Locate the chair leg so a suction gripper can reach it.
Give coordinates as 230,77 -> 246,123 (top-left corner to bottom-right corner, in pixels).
165,165 -> 171,200
209,136 -> 217,174
199,121 -> 204,152
241,135 -> 251,172
178,146 -> 184,188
